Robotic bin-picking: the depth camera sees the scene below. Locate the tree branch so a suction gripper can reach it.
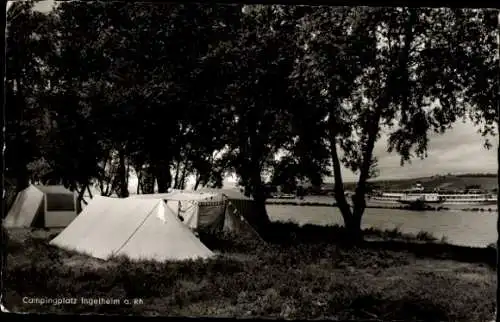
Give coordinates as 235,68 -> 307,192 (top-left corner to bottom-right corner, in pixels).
86,185 -> 93,199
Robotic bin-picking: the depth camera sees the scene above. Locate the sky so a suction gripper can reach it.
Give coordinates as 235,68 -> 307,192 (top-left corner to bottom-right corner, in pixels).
24,0 -> 499,188
170,120 -> 497,190
33,0 -> 54,13
345,121 -> 496,182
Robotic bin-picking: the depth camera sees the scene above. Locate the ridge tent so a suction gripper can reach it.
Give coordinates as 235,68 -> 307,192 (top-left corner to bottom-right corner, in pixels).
130,190 -> 261,239
197,188 -> 251,201
196,188 -> 258,228
49,196 -> 214,261
3,185 -> 77,228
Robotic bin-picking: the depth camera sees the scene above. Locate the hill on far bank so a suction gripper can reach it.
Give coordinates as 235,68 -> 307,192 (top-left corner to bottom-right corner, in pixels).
343,173 -> 498,191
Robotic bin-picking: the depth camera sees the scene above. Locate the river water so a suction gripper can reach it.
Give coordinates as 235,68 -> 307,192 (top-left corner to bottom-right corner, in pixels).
266,203 -> 498,248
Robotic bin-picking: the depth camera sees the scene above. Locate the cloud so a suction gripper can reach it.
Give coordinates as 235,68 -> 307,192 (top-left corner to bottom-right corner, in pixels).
338,121 -> 497,182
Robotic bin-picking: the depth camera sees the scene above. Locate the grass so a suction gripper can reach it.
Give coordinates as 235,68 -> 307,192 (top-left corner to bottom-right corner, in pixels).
261,222 -> 445,245
2,223 -> 497,320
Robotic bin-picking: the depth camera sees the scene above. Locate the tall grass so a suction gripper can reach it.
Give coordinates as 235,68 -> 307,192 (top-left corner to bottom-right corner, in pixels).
2,224 -> 495,320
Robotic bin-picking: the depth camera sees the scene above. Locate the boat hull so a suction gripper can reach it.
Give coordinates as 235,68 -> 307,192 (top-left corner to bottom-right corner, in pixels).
441,201 -> 497,208
370,190 -> 497,203
398,200 -> 444,205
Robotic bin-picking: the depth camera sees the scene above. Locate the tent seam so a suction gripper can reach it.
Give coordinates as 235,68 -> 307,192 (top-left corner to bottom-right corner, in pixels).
111,201 -> 159,257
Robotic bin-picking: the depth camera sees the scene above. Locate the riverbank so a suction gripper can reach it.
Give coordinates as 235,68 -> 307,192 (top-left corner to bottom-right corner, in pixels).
3,224 -> 496,320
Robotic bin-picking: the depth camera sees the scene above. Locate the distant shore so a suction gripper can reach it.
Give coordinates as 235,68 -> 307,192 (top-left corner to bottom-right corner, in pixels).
266,198 -> 497,212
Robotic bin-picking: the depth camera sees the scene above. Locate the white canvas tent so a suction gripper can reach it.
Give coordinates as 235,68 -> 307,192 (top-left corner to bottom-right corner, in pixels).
197,188 -> 251,201
3,185 -> 77,228
197,188 -> 258,228
130,190 -> 261,239
49,196 -> 214,261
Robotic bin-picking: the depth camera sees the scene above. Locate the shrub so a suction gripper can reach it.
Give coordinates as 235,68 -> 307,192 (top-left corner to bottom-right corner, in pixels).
416,230 -> 438,242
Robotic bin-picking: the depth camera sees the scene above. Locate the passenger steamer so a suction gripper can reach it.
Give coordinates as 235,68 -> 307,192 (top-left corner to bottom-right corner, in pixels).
370,183 -> 497,207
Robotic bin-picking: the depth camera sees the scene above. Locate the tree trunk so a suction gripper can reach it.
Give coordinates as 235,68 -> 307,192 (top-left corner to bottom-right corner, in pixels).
125,162 -> 130,187
86,185 -> 93,199
173,160 -> 181,189
179,164 -> 188,189
327,114 -> 359,242
352,111 -> 381,236
136,166 -> 143,194
141,165 -> 155,194
155,162 -> 172,193
100,153 -> 115,196
252,190 -> 270,232
76,184 -> 88,214
249,172 -> 271,234
345,213 -> 363,243
98,178 -> 105,196
98,152 -> 111,194
132,157 -> 144,194
15,165 -> 29,193
194,172 -> 201,191
13,77 -> 29,193
103,178 -> 112,196
116,148 -> 129,198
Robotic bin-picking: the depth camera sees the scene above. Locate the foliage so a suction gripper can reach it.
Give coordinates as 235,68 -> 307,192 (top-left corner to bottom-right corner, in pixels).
211,6 -> 307,227
4,4 -> 497,233
451,10 -> 499,145
5,0 -> 54,191
287,7 -> 498,241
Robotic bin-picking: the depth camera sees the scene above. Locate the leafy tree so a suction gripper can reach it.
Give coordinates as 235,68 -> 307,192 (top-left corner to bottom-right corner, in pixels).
8,3 -> 495,243
105,3 -> 242,194
216,5 -> 304,229
44,3 -> 243,198
289,6 -> 378,240
450,10 -> 499,147
446,10 -> 498,319
129,3 -> 244,193
270,156 -> 301,194
36,2 -> 121,201
5,0 -> 54,193
290,7 -> 485,242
